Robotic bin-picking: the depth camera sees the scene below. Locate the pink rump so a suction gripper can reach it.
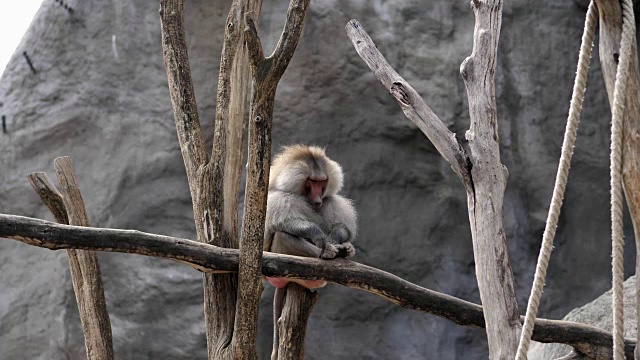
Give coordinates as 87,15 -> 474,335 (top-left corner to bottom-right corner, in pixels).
266,276 -> 327,289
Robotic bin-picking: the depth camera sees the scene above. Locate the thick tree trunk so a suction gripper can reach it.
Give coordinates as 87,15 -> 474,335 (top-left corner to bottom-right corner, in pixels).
593,1 -> 640,359
276,284 -> 318,360
240,1 -> 311,356
160,0 -> 266,357
459,2 -> 521,358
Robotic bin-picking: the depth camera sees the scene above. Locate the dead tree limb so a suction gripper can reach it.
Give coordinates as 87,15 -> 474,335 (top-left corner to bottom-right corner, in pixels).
347,6 -> 520,357
345,20 -> 472,187
459,2 -> 521,357
29,158 -> 113,360
0,214 -> 635,359
158,10 -> 227,345
159,0 -> 208,204
27,173 -> 68,224
205,0 -> 265,355
159,0 -> 259,357
215,0 -> 263,252
276,284 -> 318,360
593,2 -> 640,358
235,1 -> 310,357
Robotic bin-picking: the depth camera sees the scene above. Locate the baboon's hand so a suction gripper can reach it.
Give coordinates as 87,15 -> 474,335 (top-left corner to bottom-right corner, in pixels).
320,243 -> 338,259
336,242 -> 356,258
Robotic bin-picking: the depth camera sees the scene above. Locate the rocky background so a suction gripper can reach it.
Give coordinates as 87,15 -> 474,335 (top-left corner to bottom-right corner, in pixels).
1,0 -> 639,359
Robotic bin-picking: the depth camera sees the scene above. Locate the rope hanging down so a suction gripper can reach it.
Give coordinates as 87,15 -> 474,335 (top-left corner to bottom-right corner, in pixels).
515,3 -> 598,359
610,0 -> 635,358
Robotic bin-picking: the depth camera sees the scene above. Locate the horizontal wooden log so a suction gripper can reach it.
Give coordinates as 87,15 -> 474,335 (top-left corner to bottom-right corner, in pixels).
0,213 -> 634,358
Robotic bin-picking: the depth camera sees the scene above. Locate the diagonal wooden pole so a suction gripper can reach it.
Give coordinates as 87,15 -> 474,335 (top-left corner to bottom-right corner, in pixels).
28,158 -> 113,360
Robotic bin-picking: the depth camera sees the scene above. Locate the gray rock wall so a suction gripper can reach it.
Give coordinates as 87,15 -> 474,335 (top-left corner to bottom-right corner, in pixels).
0,0 -> 638,359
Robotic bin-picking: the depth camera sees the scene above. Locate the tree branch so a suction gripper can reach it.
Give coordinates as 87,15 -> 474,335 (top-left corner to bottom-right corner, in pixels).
276,284 -> 318,360
49,158 -> 113,360
231,1 -> 311,357
244,15 -> 265,75
270,0 -> 310,79
345,19 -> 472,188
348,8 -> 520,358
235,1 -> 310,357
159,12 -> 223,355
593,1 -> 640,358
0,213 -> 634,358
159,0 -> 208,202
458,1 -> 521,358
194,0 -> 264,357
27,172 -> 68,224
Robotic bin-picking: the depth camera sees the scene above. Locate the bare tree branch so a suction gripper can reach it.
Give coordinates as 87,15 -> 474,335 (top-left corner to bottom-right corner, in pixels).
194,0 -> 263,357
233,0 -> 311,357
159,12 -> 224,355
458,1 -> 521,357
0,213 -> 634,359
347,7 -> 520,358
271,0 -> 310,79
276,284 -> 318,360
593,2 -> 640,358
345,19 -> 472,187
160,0 -> 228,352
244,15 -> 265,74
159,0 -> 208,202
27,172 -> 68,224
48,157 -> 113,360
160,0 -> 265,357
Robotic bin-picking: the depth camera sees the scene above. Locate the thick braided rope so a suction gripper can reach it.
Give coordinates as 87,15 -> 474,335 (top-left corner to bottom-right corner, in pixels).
515,3 -> 597,359
611,0 -> 635,358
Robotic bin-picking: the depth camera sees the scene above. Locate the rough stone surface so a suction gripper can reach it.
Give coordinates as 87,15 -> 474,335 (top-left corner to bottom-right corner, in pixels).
529,276 -> 638,359
0,0 -> 639,359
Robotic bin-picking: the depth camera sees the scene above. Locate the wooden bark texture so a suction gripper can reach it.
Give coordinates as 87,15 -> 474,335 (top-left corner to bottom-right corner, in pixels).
347,1 -> 520,357
217,0 -> 264,252
203,0 -> 263,355
235,0 -> 310,357
276,284 -> 318,360
0,213 -> 635,359
158,12 -> 229,353
48,157 -> 113,360
345,20 -> 472,187
593,2 -> 640,359
158,0 -> 261,357
27,172 -> 68,224
459,2 -> 521,358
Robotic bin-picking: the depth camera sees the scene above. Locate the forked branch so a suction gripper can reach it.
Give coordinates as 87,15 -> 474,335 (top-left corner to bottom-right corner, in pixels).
345,19 -> 472,188
26,159 -> 114,360
0,213 -> 634,359
348,8 -> 520,358
233,0 -> 311,358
